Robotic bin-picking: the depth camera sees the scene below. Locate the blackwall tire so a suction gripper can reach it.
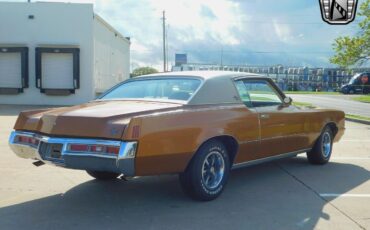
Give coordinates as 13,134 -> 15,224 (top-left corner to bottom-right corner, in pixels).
179,140 -> 230,201
307,127 -> 333,165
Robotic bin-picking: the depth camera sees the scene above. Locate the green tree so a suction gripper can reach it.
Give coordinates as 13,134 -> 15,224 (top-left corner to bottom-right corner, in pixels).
330,0 -> 370,67
131,67 -> 159,77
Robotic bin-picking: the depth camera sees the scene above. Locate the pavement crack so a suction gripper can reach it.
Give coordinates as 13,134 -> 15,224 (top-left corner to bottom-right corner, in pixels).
276,163 -> 366,230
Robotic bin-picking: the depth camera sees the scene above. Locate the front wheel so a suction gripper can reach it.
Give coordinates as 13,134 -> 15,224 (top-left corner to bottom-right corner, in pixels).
307,127 -> 333,165
179,140 -> 230,201
86,170 -> 120,180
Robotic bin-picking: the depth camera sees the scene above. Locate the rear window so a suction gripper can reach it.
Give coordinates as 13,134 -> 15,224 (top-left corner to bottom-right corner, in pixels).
100,78 -> 202,102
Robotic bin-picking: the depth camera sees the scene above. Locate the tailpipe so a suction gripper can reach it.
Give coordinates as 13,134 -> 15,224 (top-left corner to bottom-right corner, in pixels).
33,160 -> 45,167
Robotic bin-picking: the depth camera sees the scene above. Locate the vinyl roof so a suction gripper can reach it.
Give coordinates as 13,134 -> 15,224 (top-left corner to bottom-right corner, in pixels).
134,71 -> 270,105
136,71 -> 265,80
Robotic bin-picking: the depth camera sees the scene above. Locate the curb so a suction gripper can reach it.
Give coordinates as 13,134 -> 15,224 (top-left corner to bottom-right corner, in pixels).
345,117 -> 370,125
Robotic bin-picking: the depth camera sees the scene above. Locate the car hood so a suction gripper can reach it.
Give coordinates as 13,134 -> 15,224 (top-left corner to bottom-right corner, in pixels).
14,100 -> 183,139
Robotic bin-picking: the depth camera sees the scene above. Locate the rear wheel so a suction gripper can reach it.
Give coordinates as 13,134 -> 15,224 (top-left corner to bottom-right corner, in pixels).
86,170 -> 120,180
307,127 -> 333,165
179,140 -> 230,201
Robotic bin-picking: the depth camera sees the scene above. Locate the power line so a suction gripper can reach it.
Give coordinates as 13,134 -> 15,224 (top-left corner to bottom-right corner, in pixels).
101,16 -> 361,26
131,49 -> 334,54
220,19 -> 361,25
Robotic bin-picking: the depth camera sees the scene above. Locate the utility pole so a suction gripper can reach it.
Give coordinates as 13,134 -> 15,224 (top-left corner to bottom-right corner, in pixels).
166,24 -> 169,71
162,11 -> 167,72
220,46 -> 223,67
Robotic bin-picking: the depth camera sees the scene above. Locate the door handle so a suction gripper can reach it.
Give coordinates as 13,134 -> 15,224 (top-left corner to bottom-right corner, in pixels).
260,114 -> 270,119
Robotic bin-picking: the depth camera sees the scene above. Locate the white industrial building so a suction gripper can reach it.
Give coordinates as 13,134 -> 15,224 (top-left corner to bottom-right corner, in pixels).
0,2 -> 130,105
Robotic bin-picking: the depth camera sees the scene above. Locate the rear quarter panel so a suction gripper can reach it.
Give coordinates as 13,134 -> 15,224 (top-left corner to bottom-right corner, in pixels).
124,104 -> 259,176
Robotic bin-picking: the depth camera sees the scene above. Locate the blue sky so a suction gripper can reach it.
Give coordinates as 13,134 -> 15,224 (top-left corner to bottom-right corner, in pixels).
6,0 -> 367,70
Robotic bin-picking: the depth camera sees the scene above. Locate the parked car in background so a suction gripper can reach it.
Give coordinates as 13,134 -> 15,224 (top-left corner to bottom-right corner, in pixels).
341,72 -> 370,94
9,71 -> 345,201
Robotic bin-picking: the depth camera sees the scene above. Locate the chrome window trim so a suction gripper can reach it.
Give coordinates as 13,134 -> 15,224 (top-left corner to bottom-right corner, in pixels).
233,77 -> 286,106
96,76 -> 204,104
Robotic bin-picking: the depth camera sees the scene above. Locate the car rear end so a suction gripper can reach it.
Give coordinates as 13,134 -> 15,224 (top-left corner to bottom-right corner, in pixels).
9,130 -> 138,176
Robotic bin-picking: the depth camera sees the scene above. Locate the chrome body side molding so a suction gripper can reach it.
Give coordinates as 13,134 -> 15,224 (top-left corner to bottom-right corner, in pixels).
232,149 -> 311,170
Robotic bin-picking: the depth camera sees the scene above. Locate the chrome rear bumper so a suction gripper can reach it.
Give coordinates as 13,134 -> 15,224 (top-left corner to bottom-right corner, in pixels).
8,131 -> 136,176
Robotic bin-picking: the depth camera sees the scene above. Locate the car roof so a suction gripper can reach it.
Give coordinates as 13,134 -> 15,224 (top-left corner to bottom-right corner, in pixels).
137,71 -> 269,105
135,71 -> 266,80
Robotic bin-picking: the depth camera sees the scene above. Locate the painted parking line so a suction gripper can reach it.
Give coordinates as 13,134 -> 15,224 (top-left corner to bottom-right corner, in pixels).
320,194 -> 370,198
340,140 -> 370,142
331,157 -> 370,160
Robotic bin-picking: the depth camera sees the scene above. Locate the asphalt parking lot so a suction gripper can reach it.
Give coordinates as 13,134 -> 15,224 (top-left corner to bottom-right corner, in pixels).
287,94 -> 370,117
0,106 -> 369,230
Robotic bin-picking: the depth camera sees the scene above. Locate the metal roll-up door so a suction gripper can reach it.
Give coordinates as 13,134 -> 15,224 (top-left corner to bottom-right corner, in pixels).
0,52 -> 22,88
0,47 -> 28,94
36,47 -> 80,95
41,53 -> 74,89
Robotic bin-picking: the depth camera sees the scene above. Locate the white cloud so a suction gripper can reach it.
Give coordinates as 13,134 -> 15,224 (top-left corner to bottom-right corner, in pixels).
5,0 -> 360,68
90,0 -> 246,69
144,0 -> 243,45
273,21 -> 292,43
130,38 -> 149,54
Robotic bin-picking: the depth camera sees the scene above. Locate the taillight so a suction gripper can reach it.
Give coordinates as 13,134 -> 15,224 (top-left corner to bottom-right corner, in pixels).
16,135 -> 39,147
68,144 -> 120,155
90,145 -> 105,153
106,146 -> 120,155
69,144 -> 89,152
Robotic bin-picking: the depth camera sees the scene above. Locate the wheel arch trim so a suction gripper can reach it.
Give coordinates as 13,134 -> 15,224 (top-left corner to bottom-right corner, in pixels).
184,135 -> 239,171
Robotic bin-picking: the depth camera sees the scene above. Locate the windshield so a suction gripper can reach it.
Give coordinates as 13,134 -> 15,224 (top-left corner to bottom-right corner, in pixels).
349,74 -> 360,84
100,78 -> 202,102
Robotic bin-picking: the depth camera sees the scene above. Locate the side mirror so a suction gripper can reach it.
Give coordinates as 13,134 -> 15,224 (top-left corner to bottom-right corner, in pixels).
283,97 -> 292,105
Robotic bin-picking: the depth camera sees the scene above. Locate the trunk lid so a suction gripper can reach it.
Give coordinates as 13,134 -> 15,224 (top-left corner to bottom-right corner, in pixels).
14,100 -> 182,139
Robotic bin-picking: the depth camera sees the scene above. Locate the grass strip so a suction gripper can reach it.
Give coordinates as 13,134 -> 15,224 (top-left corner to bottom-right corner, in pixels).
345,114 -> 370,122
284,91 -> 340,95
351,95 -> 370,103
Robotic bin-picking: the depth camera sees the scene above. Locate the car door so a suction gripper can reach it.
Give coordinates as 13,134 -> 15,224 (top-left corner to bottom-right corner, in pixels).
352,75 -> 365,94
360,73 -> 369,94
235,78 -> 306,158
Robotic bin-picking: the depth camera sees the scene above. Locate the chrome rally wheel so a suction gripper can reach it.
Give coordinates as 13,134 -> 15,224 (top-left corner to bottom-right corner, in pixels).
322,131 -> 332,158
179,140 -> 230,201
201,151 -> 225,190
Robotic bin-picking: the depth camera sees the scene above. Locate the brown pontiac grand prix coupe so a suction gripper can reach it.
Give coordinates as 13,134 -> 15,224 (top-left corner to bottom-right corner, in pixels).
9,71 -> 345,201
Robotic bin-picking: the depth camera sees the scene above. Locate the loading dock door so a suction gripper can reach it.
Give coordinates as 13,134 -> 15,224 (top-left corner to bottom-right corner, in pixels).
36,47 -> 80,95
0,52 -> 22,88
0,47 -> 28,94
41,53 -> 74,89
